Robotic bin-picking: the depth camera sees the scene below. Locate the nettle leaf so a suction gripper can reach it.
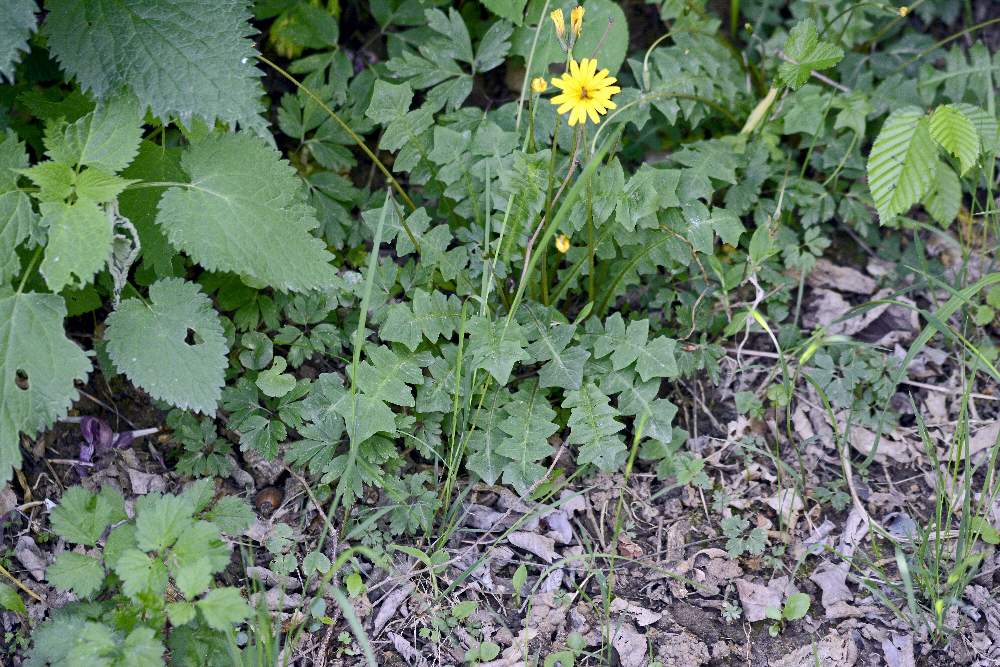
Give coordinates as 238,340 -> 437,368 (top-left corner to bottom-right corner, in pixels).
496,381 -> 557,495
44,0 -> 265,131
49,486 -> 126,546
563,383 -> 625,471
135,493 -> 195,552
0,292 -> 91,484
39,199 -> 111,292
923,161 -> 961,225
105,279 -> 228,414
778,19 -> 844,90
43,95 -> 143,173
47,552 -> 104,598
589,313 -> 679,382
867,106 -> 937,222
929,104 -> 980,175
467,316 -> 530,385
0,132 -> 34,282
157,134 -> 337,292
0,0 -> 36,82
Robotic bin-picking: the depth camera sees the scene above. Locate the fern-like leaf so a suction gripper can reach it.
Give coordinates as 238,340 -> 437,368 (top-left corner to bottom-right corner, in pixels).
563,383 -> 625,472
496,381 -> 557,495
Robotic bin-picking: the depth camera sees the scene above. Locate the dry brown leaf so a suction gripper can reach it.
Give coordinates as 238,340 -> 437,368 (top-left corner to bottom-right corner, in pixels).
508,531 -> 558,563
610,597 -> 662,627
373,583 -> 414,634
735,577 -> 784,622
389,631 -> 428,667
764,488 -> 803,526
808,258 -> 877,294
612,622 -> 647,667
15,535 -> 46,580
882,633 -> 916,667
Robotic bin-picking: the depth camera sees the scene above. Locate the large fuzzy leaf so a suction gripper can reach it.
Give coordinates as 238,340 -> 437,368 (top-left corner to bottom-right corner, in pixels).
929,104 -> 980,175
0,131 -> 33,283
44,0 -> 264,131
43,95 -> 143,173
867,107 -> 937,222
0,291 -> 91,484
156,134 -> 338,292
0,0 -> 36,83
105,279 -> 228,414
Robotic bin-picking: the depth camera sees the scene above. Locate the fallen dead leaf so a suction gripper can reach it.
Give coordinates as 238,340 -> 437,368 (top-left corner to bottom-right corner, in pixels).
882,632 -> 915,667
612,621 -> 647,667
508,531 -> 558,563
772,630 -> 858,666
735,577 -> 785,622
808,258 -> 876,294
618,532 -> 644,559
389,631 -> 428,667
610,597 -> 662,627
765,488 -> 803,526
15,535 -> 46,581
373,583 -> 414,635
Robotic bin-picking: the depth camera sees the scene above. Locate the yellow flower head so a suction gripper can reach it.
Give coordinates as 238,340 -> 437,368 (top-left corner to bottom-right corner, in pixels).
555,234 -> 570,253
898,5 -> 908,16
550,9 -> 565,39
531,77 -> 548,94
570,6 -> 585,37
550,58 -> 621,126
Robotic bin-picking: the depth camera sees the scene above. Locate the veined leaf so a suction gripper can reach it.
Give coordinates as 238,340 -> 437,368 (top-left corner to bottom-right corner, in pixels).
156,133 -> 338,292
0,291 -> 91,484
499,150 -> 548,261
923,161 -> 961,226
0,0 -> 36,83
467,316 -> 530,385
588,313 -> 678,382
105,279 -> 228,414
496,381 -> 557,495
43,94 -> 143,173
39,199 -> 111,292
954,103 -> 998,155
466,387 -> 510,486
778,19 -> 844,90
563,383 -> 625,472
929,104 -> 980,175
47,552 -> 104,598
867,107 -> 937,222
479,0 -> 526,25
44,0 -> 265,131
380,289 -> 463,351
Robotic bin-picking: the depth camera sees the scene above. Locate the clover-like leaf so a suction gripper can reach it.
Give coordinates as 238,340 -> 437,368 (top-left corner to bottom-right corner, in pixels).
105,278 -> 228,414
0,292 -> 91,484
156,133 -> 338,292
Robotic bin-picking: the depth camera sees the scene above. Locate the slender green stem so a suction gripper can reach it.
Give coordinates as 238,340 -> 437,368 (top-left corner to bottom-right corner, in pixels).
891,17 -> 1000,75
16,246 -> 43,295
256,55 -> 417,213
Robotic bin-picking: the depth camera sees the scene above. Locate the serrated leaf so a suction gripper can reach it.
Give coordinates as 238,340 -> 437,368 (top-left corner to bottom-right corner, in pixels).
953,103 -> 998,155
618,380 -> 678,444
47,552 -> 104,598
0,582 -> 25,616
134,493 -> 194,552
49,486 -> 126,546
778,19 -> 843,90
43,95 -> 143,173
39,199 -> 111,292
106,279 -> 228,414
19,162 -> 74,202
44,0 -> 264,131
923,161 -> 961,225
156,133 -> 337,292
0,192 -> 34,283
114,548 -> 168,598
167,601 -> 196,626
365,80 -> 413,124
0,0 -> 36,82
867,107 -> 937,222
0,292 -> 91,484
171,521 -> 229,598
205,495 -> 255,535
73,168 -> 136,203
466,388 -> 509,485
467,316 -> 529,385
351,345 -> 431,408
197,587 -> 250,631
499,150 -> 548,260
380,289 -> 463,351
929,104 -> 980,175
564,383 -> 625,471
496,381 -> 557,495
590,313 -> 678,382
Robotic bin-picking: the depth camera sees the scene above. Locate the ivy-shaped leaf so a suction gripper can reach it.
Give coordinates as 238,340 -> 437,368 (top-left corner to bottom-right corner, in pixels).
105,279 -> 228,414
156,133 -> 338,292
618,380 -> 678,444
563,383 -> 625,471
523,305 -> 588,390
778,19 -> 844,90
0,291 -> 91,484
588,313 -> 678,382
44,0 -> 265,132
496,381 -> 557,495
867,106 -> 937,222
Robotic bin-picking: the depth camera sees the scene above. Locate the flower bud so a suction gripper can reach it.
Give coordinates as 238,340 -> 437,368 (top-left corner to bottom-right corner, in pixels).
570,6 -> 584,37
531,77 -> 548,93
550,9 -> 565,39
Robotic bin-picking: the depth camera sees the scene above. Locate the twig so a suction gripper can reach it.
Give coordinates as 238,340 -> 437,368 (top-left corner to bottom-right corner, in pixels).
0,562 -> 43,602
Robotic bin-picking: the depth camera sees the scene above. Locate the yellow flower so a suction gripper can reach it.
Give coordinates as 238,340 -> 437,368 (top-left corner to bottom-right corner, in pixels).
550,9 -> 565,39
550,58 -> 621,126
555,234 -> 570,253
531,77 -> 548,94
898,5 -> 908,16
570,6 -> 585,37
